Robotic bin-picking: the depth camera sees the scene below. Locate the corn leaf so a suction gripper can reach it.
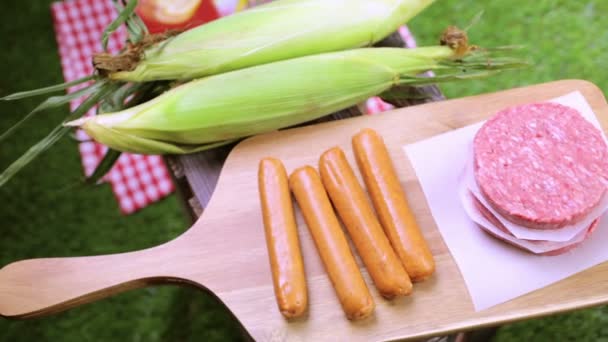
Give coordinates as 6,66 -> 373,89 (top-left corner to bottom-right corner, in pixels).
464,10 -> 485,31
102,0 -> 139,51
127,13 -> 148,44
88,82 -> 160,184
85,149 -> 122,185
1,75 -> 94,101
113,0 -> 148,44
99,82 -> 148,113
1,82 -> 104,142
398,70 -> 503,85
0,81 -> 118,187
125,20 -> 145,45
81,118 -> 238,154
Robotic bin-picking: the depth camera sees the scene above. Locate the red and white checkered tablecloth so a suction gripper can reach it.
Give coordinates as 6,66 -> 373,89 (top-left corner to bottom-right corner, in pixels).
50,0 -> 418,214
51,0 -> 174,214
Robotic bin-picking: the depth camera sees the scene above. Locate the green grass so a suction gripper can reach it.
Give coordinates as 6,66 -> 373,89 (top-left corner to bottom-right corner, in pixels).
0,0 -> 607,341
411,0 -> 608,100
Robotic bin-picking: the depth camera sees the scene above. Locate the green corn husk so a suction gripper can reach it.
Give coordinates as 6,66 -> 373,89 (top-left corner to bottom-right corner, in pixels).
67,45 -> 527,154
106,0 -> 436,82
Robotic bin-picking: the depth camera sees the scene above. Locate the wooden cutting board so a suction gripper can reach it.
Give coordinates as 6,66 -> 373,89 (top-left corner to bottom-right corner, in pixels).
2,80 -> 608,341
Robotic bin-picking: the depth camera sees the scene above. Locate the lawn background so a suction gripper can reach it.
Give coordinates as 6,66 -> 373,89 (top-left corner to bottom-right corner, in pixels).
1,0 -> 607,341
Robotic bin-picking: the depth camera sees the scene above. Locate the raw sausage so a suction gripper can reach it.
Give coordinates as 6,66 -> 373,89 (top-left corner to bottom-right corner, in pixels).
258,158 -> 307,318
352,129 -> 435,282
289,166 -> 374,320
319,147 -> 412,298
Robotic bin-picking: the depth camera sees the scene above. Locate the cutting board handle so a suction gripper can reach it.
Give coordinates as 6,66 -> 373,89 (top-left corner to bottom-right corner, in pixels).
0,242 -> 184,318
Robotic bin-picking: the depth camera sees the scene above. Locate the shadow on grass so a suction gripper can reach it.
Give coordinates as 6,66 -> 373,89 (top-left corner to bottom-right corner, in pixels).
161,285 -> 248,342
0,284 -> 249,341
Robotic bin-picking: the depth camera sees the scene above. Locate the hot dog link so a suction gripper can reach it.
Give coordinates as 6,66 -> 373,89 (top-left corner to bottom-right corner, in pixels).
352,129 -> 435,282
289,166 -> 374,320
319,148 -> 412,299
258,158 -> 308,318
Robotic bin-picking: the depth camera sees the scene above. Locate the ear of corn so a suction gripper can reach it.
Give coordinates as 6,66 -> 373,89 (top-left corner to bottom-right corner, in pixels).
80,121 -> 235,154
67,45 -> 527,154
109,0 -> 436,82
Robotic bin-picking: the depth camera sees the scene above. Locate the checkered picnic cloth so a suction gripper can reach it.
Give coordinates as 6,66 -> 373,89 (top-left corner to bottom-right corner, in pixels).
51,0 -> 174,214
50,0 -> 418,214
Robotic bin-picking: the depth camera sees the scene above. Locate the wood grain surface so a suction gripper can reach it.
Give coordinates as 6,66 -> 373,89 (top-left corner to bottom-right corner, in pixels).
1,80 -> 607,342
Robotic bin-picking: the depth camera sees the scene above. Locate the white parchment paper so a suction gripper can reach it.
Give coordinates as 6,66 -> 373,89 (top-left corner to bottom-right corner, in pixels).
404,91 -> 608,311
462,149 -> 608,243
458,180 -> 589,254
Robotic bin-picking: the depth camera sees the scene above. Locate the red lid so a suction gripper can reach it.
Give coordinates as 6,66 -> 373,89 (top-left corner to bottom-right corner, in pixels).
136,0 -> 220,34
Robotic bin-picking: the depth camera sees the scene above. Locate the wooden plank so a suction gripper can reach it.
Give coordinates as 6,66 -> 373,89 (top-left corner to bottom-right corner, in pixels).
1,80 -> 606,342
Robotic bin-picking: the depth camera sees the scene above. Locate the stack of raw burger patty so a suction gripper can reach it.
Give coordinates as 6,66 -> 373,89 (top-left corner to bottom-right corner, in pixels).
469,102 -> 608,255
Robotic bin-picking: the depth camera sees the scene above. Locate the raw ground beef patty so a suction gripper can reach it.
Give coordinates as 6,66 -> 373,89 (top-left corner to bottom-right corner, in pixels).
472,194 -> 599,256
473,102 -> 608,229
